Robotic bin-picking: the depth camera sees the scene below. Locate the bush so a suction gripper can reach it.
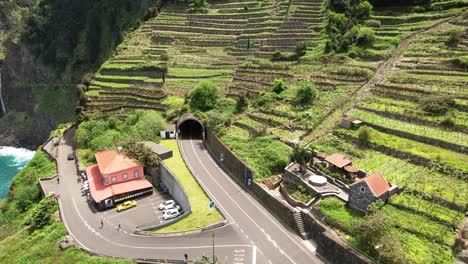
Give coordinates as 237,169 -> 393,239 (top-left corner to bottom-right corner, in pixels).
236,93 -> 248,113
446,29 -> 464,47
356,27 -> 375,48
450,55 -> 468,69
272,79 -> 287,94
160,53 -> 169,61
295,82 -> 317,105
411,5 -> 426,12
121,140 -> 160,168
358,127 -> 371,147
25,196 -> 58,232
255,92 -> 282,107
189,81 -> 220,112
419,95 -> 456,115
365,19 -> 381,28
188,0 -> 210,14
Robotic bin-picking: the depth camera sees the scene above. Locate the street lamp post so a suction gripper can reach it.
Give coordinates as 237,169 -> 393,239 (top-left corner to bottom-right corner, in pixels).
212,233 -> 216,264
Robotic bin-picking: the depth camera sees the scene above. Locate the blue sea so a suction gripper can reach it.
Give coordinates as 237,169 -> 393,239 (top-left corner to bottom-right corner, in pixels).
0,147 -> 35,198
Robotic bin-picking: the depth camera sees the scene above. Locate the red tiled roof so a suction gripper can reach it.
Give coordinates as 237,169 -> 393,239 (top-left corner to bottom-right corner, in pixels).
364,172 -> 390,197
317,152 -> 328,159
95,150 -> 140,175
325,153 -> 352,168
344,165 -> 359,173
86,164 -> 152,203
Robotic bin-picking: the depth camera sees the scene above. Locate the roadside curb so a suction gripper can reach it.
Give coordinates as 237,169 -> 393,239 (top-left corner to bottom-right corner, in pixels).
134,219 -> 227,237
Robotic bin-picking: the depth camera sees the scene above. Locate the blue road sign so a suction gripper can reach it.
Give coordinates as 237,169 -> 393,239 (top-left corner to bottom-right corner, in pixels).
209,200 -> 215,208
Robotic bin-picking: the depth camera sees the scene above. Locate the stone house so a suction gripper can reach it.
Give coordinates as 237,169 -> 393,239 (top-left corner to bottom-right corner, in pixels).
348,172 -> 391,213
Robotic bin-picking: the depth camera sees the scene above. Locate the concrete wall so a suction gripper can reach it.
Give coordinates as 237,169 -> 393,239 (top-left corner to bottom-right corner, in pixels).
146,163 -> 191,214
205,128 -> 254,187
204,128 -> 372,264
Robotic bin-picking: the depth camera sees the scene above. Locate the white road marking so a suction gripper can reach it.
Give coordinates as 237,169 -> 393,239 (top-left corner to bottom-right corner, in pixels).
187,139 -> 297,264
73,196 -> 253,250
179,140 -> 236,223
190,139 -> 317,258
252,246 -> 257,264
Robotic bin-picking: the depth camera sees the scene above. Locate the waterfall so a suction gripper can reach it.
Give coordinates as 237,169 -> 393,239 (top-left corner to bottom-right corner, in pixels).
0,72 -> 6,116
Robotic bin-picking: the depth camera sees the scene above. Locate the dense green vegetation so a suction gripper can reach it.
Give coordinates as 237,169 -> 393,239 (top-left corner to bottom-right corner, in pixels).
21,0 -> 161,77
75,110 -> 166,167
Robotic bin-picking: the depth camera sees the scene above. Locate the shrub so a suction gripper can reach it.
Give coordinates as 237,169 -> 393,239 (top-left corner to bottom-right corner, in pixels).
188,0 -> 210,14
352,209 -> 389,251
25,196 -> 58,232
356,27 -> 375,48
255,92 -> 282,107
272,79 -> 287,94
365,19 -> 381,28
236,92 -> 248,113
160,53 -> 169,61
295,82 -> 317,105
446,29 -> 464,47
419,95 -> 456,115
450,55 -> 468,69
189,81 -> 220,112
412,5 -> 426,12
358,127 -> 371,147
121,140 -> 160,168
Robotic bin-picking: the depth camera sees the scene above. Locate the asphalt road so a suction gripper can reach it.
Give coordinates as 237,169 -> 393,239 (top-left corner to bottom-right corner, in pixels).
52,128 -> 322,264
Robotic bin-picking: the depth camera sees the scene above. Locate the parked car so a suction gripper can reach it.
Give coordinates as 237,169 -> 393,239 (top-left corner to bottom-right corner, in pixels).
162,208 -> 181,220
67,154 -> 75,160
116,200 -> 137,212
80,172 -> 87,181
159,200 -> 175,210
164,204 -> 181,212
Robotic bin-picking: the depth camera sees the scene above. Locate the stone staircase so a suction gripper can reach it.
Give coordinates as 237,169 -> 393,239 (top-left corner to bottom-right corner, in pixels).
294,209 -> 310,240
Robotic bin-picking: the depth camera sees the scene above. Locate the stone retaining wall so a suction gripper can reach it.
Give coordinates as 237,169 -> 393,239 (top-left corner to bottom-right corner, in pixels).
204,128 -> 372,264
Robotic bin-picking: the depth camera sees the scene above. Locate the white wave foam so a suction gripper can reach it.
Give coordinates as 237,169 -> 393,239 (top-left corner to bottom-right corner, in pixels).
0,146 -> 36,164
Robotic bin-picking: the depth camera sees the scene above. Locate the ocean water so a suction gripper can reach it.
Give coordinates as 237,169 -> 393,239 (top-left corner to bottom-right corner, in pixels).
0,147 -> 35,198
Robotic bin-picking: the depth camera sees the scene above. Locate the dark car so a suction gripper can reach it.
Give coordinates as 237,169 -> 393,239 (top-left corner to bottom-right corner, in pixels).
67,154 -> 75,160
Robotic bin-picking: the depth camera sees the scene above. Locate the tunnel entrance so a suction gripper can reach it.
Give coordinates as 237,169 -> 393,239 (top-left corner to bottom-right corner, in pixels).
177,113 -> 204,140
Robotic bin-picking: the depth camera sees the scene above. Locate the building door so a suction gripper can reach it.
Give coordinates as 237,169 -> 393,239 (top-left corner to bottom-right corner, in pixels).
165,131 -> 170,138
104,199 -> 113,208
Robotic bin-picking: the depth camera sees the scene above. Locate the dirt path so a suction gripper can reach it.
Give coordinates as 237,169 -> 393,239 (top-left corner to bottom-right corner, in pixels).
302,10 -> 467,147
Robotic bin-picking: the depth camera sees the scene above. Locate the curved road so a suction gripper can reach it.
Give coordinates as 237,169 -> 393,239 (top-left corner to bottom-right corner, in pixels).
52,129 -> 321,264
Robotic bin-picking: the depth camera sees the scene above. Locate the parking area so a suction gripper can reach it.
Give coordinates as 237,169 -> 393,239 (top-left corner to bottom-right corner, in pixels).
92,190 -> 177,232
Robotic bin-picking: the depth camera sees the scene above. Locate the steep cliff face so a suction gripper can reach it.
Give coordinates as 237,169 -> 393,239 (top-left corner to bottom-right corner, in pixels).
0,0 -> 161,148
0,39 -> 64,148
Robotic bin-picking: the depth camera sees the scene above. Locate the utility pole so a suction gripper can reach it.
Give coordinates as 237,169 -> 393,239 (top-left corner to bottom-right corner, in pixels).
212,233 -> 215,264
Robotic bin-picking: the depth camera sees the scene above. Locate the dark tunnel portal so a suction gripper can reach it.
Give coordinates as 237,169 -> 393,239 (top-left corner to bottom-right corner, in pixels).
179,119 -> 203,139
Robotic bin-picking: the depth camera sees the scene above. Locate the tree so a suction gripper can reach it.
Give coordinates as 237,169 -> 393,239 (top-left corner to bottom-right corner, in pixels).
290,146 -> 312,175
324,0 -> 374,53
121,140 -> 160,169
295,82 -> 317,105
190,81 -> 220,112
130,111 -> 166,142
272,79 -> 287,94
187,0 -> 210,14
236,92 -> 248,113
357,127 -> 371,147
352,203 -> 389,251
378,234 -> 407,264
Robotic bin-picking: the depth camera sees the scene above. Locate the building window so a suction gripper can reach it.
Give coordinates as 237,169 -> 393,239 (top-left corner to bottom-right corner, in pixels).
123,173 -> 128,180
360,186 -> 365,193
103,178 -> 109,185
112,176 -> 117,183
134,170 -> 140,178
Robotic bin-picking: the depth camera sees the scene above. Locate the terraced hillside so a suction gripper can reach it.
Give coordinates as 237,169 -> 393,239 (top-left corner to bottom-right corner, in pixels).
311,14 -> 468,263
84,0 -> 316,117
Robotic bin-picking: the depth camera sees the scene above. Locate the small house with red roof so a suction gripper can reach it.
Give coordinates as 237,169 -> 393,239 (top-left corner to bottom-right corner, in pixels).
86,150 -> 153,210
348,172 -> 392,213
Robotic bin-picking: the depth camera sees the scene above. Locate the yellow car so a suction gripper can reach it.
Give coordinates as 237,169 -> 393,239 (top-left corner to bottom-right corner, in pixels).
116,200 -> 137,212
